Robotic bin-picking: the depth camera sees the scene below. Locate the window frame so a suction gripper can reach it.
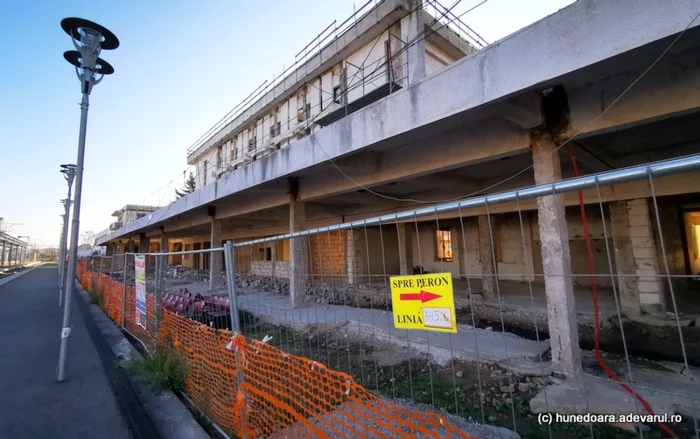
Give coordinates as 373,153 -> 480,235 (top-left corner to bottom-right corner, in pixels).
435,229 -> 454,262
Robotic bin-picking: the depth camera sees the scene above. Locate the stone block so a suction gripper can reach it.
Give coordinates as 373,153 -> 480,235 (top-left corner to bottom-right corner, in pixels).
634,258 -> 657,270
630,236 -> 654,248
629,226 -> 651,239
632,246 -> 657,259
637,280 -> 662,294
639,292 -> 662,305
628,213 -> 651,227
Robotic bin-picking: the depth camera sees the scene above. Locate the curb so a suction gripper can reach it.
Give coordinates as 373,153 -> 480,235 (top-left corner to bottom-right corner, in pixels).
74,280 -> 211,439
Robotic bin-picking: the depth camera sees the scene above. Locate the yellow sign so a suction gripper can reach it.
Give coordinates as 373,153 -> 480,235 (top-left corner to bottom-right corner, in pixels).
389,273 -> 457,333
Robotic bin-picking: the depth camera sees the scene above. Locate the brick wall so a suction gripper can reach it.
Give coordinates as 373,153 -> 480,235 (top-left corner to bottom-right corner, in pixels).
310,231 -> 346,277
250,260 -> 291,278
251,261 -> 274,276
275,262 -> 291,278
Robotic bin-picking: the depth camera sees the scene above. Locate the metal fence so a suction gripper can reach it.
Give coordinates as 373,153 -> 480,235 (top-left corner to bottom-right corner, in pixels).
78,154 -> 700,438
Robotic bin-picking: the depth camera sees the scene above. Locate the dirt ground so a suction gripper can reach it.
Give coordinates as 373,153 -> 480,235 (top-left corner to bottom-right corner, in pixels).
239,311 -> 698,439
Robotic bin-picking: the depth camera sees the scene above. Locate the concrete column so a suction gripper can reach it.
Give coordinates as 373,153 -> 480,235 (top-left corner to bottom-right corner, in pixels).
609,201 -> 642,316
346,229 -> 363,284
478,215 -> 496,298
454,225 -> 464,276
8,245 -> 14,266
271,242 -> 278,277
106,243 -> 114,256
289,199 -> 309,308
1,241 -> 5,267
138,233 -> 149,254
400,0 -> 426,85
209,219 -> 223,289
397,223 -> 414,275
610,199 -> 666,314
531,132 -> 581,376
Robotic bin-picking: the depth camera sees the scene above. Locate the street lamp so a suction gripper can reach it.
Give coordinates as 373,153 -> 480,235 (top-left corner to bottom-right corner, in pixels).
58,163 -> 76,304
57,17 -> 119,382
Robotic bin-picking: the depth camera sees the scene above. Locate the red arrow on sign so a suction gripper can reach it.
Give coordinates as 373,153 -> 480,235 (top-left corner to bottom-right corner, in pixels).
399,290 -> 442,303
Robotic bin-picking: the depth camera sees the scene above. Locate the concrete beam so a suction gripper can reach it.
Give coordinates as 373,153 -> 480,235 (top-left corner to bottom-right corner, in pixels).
410,174 -> 481,193
494,92 -> 543,129
304,202 -> 349,217
334,151 -> 382,173
233,210 -> 288,222
568,142 -> 613,172
323,191 -> 404,208
566,42 -> 700,139
300,121 -> 529,201
215,193 -> 290,221
228,218 -> 285,228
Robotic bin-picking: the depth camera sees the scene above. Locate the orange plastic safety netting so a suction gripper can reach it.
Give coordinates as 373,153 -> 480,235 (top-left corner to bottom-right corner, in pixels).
79,266 -> 476,439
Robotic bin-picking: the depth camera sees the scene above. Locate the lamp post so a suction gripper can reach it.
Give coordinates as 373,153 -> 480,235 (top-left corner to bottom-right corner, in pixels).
58,163 -> 76,305
57,17 -> 119,382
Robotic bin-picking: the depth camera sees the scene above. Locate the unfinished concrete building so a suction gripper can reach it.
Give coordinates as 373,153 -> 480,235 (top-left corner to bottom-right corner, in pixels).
98,0 -> 700,373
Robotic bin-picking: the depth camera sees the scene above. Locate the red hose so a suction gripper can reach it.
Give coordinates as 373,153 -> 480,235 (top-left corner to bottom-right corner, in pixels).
566,145 -> 677,438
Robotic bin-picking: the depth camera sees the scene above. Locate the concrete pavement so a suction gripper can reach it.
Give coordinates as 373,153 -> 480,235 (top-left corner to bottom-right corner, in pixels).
233,291 -> 550,367
0,265 -> 144,438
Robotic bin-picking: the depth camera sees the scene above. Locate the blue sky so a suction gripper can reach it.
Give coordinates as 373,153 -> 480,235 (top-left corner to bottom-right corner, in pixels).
0,0 -> 574,248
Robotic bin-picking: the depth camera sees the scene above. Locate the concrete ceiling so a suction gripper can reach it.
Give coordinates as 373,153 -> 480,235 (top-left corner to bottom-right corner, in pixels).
575,112 -> 700,171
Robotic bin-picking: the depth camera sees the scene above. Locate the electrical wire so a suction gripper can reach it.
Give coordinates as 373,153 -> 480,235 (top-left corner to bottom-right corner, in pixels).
567,145 -> 678,438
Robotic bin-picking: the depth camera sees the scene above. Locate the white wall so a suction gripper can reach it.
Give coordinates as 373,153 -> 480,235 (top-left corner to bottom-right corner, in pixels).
194,149 -> 217,188
425,40 -> 456,76
346,31 -> 389,102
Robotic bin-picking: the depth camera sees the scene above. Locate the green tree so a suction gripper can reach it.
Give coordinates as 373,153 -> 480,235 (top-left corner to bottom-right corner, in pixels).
175,172 -> 196,199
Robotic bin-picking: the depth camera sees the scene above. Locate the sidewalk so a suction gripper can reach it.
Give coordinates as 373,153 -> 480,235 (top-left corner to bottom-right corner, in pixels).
0,265 -> 135,438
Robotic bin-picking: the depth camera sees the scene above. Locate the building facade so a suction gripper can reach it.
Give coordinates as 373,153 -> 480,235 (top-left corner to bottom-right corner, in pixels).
97,0 -> 700,373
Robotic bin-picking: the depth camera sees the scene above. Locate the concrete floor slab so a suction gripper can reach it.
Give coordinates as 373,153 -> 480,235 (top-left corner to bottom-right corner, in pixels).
528,364 -> 700,426
529,374 -> 677,417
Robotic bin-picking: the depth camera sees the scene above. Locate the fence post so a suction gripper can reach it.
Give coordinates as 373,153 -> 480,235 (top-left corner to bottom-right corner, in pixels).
121,253 -> 128,329
224,241 -> 247,437
223,241 -> 240,332
154,250 -> 163,347
98,256 -> 105,291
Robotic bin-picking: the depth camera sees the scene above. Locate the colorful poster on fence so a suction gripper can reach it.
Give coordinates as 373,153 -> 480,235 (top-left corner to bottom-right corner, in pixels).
134,255 -> 147,329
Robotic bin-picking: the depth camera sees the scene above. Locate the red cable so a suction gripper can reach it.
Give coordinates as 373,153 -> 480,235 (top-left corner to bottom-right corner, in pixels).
566,145 -> 677,438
